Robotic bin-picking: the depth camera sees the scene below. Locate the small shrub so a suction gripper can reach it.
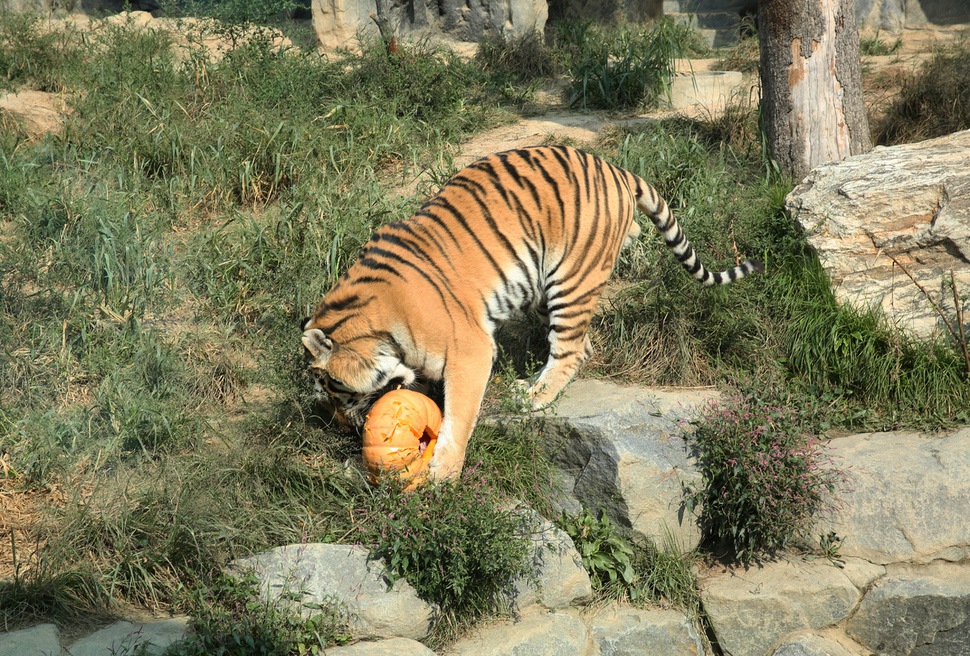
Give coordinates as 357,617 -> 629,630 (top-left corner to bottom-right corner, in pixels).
476,30 -> 563,83
860,31 -> 902,57
165,574 -> 352,656
0,11 -> 83,91
558,511 -> 699,610
565,18 -> 695,110
558,510 -> 634,593
714,34 -> 760,74
356,467 -> 531,622
684,390 -> 845,563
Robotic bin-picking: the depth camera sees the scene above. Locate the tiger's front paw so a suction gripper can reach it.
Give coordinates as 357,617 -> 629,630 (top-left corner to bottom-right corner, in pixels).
427,447 -> 464,481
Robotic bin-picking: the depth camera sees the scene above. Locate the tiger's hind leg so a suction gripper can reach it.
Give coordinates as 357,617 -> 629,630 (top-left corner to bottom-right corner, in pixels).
526,303 -> 598,410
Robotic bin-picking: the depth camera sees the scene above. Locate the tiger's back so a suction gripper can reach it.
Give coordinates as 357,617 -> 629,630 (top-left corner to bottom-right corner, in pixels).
302,145 -> 762,479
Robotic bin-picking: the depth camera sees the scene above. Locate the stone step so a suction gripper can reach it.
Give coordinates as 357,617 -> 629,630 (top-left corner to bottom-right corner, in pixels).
668,11 -> 742,47
0,618 -> 189,656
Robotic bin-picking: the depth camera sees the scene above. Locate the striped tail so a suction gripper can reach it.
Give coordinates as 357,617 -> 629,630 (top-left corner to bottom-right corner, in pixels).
635,179 -> 763,286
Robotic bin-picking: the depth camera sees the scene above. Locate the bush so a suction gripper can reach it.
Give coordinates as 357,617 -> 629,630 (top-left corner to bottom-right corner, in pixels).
355,467 -> 532,623
165,574 -> 352,656
0,11 -> 83,91
558,510 -> 634,593
476,30 -> 563,84
684,389 -> 845,563
563,18 -> 699,110
558,510 -> 698,611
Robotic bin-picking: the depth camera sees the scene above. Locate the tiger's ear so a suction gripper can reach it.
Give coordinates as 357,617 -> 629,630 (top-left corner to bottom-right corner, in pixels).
302,328 -> 334,361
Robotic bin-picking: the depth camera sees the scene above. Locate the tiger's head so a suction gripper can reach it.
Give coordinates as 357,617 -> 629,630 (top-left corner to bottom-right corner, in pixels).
301,323 -> 416,429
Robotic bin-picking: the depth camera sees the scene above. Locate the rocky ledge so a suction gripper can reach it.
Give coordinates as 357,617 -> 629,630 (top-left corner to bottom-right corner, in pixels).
2,380 -> 968,656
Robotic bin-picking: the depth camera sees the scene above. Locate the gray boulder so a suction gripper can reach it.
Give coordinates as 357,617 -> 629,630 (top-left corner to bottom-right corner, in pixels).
846,560 -> 970,656
588,604 -> 707,656
232,543 -> 433,641
817,429 -> 970,565
509,509 -> 594,611
0,624 -> 61,656
325,637 -> 438,655
311,0 -> 547,50
445,609 -> 589,656
786,129 -> 970,340
544,379 -> 718,551
700,558 -> 861,656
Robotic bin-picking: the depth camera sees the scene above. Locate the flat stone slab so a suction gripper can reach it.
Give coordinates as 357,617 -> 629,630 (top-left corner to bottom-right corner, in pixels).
446,610 -> 588,656
66,617 -> 189,656
772,631 -> 866,656
232,543 -> 432,641
0,623 -> 61,656
668,70 -> 746,113
818,429 -> 970,564
325,637 -> 438,655
700,558 -> 860,656
588,604 -> 706,656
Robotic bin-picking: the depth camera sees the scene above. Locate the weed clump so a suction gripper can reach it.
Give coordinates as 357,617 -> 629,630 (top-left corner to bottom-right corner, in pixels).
558,510 -> 699,611
557,18 -> 702,110
356,467 -> 532,626
874,40 -> 970,145
684,390 -> 845,564
476,30 -> 563,84
166,574 -> 352,655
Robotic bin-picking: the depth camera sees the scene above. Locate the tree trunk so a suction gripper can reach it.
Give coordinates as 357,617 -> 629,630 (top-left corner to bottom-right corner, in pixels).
370,0 -> 398,56
759,0 -> 873,181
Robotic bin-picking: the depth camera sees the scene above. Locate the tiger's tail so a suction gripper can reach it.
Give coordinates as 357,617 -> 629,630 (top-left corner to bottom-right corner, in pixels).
634,176 -> 764,286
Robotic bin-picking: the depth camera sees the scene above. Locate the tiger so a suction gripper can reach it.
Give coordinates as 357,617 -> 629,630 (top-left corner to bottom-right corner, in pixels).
302,145 -> 762,481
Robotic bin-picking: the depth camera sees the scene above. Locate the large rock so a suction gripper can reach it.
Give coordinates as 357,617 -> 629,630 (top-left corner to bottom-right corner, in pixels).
700,558 -> 861,656
231,543 -> 433,641
771,632 -> 866,656
0,624 -> 61,656
817,429 -> 970,565
325,637 -> 438,655
66,618 -> 189,656
544,379 -> 718,551
588,604 -> 707,656
846,561 -> 970,656
312,0 -> 548,50
509,510 -> 594,611
445,609 -> 589,656
855,0 -> 906,32
786,129 -> 970,340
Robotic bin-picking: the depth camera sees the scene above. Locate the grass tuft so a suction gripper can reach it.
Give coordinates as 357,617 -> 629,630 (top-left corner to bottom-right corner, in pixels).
874,39 -> 970,145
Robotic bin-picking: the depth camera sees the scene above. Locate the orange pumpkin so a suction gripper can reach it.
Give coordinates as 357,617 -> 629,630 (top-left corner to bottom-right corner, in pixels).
362,389 -> 441,487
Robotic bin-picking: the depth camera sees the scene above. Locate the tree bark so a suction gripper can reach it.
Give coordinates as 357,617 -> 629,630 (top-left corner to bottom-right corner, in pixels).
759,0 -> 873,181
369,0 -> 398,56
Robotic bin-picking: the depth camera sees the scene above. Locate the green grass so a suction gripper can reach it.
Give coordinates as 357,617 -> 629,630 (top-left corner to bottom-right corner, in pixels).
584,118 -> 970,428
1,6 -> 968,651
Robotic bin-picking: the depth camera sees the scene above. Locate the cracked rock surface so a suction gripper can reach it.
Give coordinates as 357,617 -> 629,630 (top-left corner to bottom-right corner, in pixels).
786,129 -> 970,339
